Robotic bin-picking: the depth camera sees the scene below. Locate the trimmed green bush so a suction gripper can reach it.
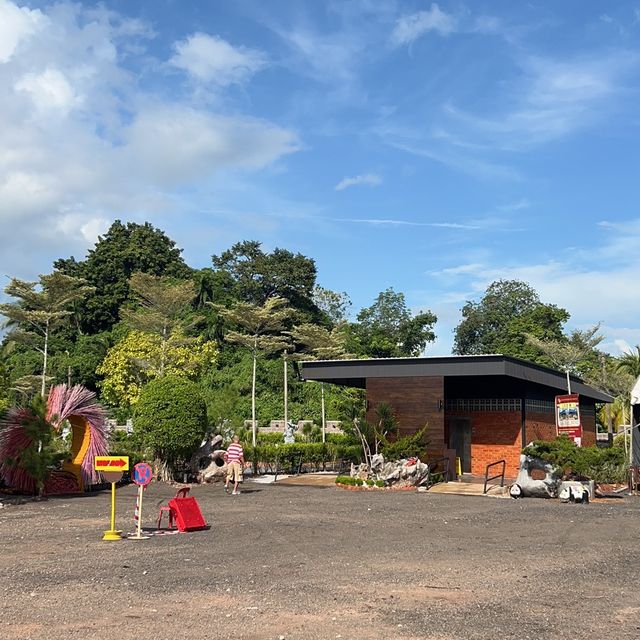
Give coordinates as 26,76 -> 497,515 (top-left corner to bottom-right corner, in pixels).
523,436 -> 627,483
380,426 -> 428,460
133,376 -> 207,480
244,442 -> 362,468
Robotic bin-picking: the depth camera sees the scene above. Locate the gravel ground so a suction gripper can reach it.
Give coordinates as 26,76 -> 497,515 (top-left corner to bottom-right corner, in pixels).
1,481 -> 639,640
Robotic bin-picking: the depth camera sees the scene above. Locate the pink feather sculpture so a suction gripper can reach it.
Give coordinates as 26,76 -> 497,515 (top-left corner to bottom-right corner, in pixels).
0,384 -> 109,494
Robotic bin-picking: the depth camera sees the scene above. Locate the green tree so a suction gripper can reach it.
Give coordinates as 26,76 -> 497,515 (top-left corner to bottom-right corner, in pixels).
55,220 -> 192,334
526,325 -> 604,392
0,273 -> 93,396
0,362 -> 11,413
212,240 -> 319,319
133,376 -> 208,481
312,286 -> 352,325
616,346 -> 640,379
351,288 -> 437,358
453,280 -> 569,363
288,322 -> 351,360
97,330 -> 217,409
122,273 -> 197,377
212,296 -> 292,446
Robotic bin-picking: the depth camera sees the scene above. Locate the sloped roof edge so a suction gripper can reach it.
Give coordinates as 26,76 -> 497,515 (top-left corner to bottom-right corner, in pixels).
300,354 -> 613,403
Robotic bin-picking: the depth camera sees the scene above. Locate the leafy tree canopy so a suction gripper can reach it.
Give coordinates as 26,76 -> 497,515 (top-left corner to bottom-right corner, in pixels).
55,220 -> 192,334
453,279 -> 569,364
97,330 -> 217,409
616,345 -> 640,380
0,272 -> 94,396
350,288 -> 437,358
312,286 -> 352,326
133,376 -> 208,480
212,240 -> 319,320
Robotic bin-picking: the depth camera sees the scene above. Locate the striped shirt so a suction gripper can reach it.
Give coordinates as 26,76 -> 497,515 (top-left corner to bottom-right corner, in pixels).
226,443 -> 244,464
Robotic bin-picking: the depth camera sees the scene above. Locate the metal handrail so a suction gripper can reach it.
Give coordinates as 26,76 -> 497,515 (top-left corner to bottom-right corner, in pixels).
426,456 -> 451,488
483,459 -> 506,494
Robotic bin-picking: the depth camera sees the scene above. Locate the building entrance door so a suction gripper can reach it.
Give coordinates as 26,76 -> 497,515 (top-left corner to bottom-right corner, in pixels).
449,418 -> 471,473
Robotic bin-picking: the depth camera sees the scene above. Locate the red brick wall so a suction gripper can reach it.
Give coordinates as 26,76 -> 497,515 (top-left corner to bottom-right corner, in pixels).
582,413 -> 596,446
366,377 -> 445,460
447,410 -> 522,478
526,411 -> 596,447
526,412 -> 556,444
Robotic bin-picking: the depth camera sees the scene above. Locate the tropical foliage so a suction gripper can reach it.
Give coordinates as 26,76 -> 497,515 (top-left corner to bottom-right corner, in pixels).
133,376 -> 208,480
0,219 -> 635,487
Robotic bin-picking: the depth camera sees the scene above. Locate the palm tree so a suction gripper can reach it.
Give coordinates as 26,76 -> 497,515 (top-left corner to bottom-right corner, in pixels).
616,346 -> 640,379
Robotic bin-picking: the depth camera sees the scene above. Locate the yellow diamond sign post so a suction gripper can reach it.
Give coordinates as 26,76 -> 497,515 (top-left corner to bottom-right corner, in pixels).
95,456 -> 129,541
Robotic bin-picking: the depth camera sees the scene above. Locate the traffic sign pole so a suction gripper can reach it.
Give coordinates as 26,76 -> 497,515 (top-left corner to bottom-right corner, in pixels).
128,462 -> 153,541
95,456 -> 129,541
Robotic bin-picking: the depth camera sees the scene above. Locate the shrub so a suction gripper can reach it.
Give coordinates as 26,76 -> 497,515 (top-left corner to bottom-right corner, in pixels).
375,480 -> 384,488
326,432 -> 359,446
133,376 -> 207,480
336,475 -> 355,485
244,442 -> 362,469
380,426 -> 428,460
523,436 -> 628,483
108,430 -> 146,467
355,477 -> 364,486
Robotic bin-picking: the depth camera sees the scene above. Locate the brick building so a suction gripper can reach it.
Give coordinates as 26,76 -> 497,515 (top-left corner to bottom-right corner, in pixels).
300,355 -> 612,478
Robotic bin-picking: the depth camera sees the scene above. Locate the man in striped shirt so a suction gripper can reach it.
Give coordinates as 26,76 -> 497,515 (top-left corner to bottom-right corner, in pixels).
224,435 -> 245,495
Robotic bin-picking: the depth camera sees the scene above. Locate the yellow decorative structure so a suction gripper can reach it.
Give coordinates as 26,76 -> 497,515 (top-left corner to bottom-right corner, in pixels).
62,416 -> 93,491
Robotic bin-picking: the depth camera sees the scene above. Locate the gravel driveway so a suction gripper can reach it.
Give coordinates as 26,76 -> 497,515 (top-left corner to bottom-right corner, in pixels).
1,481 -> 638,640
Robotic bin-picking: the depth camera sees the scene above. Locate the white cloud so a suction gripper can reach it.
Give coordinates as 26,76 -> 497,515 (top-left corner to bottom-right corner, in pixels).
0,1 -> 299,281
124,105 -> 298,185
169,32 -> 266,85
334,173 -> 382,191
427,218 -> 640,356
391,3 -> 457,45
15,67 -> 80,113
56,213 -> 110,243
442,51 -> 638,150
334,217 -> 479,229
0,0 -> 44,63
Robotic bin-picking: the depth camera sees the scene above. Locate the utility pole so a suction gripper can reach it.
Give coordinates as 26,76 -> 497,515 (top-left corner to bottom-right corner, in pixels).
321,382 -> 326,443
283,350 -> 288,430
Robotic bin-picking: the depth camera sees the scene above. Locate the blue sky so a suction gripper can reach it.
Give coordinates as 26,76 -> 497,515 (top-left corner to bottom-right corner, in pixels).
1,1 -> 640,356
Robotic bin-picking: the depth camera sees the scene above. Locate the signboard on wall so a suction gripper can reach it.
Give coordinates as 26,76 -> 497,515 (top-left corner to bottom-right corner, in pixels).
555,394 -> 582,446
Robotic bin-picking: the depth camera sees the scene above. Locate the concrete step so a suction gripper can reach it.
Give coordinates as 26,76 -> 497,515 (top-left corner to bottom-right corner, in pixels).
427,481 -> 511,498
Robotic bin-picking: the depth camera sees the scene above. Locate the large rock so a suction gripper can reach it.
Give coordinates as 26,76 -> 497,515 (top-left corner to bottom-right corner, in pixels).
190,434 -> 227,483
351,455 -> 431,487
511,454 -> 562,498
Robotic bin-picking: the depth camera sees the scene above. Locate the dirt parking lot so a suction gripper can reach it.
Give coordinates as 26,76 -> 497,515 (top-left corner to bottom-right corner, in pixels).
1,480 -> 639,640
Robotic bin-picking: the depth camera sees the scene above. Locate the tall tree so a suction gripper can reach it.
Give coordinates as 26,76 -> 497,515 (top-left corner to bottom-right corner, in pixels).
55,220 -> 192,333
526,325 -> 604,392
453,280 -> 569,364
351,288 -> 437,358
288,322 -> 352,441
288,322 -> 351,360
0,273 -> 93,396
312,286 -> 352,326
212,241 -> 319,319
97,330 -> 217,409
212,296 -> 292,446
616,346 -> 640,379
121,273 -> 197,377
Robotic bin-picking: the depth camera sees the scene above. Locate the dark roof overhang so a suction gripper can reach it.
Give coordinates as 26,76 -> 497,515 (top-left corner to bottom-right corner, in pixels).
300,354 -> 613,403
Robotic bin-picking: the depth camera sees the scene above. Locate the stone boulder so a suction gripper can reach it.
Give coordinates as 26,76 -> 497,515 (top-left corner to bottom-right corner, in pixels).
190,434 -> 228,483
511,454 -> 562,498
